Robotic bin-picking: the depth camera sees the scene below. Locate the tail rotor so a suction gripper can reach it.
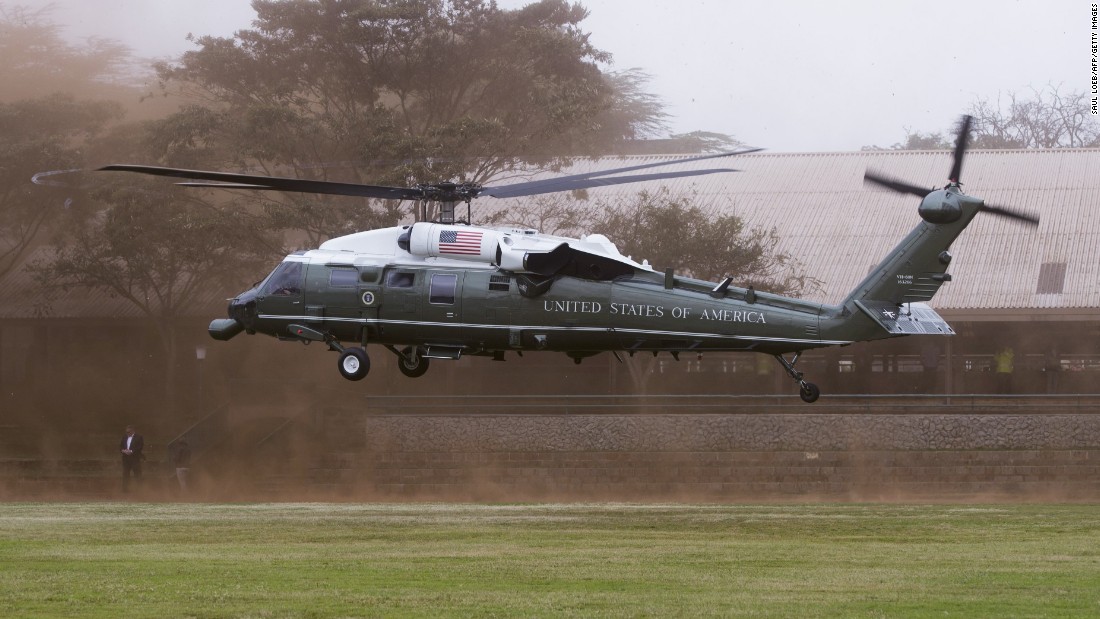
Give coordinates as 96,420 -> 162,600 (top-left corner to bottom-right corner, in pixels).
864,114 -> 1039,227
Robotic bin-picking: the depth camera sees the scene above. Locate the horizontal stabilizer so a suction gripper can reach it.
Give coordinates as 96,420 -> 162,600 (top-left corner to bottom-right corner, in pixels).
854,301 -> 955,336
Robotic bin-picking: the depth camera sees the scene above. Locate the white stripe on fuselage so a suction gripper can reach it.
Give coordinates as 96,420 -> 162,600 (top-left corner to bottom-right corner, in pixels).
257,315 -> 849,346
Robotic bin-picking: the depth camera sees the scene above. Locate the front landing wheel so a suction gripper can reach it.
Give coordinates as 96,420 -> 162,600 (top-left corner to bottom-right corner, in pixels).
338,347 -> 370,381
799,382 -> 821,404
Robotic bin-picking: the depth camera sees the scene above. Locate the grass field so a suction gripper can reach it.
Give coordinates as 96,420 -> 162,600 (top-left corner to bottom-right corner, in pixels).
0,503 -> 1097,618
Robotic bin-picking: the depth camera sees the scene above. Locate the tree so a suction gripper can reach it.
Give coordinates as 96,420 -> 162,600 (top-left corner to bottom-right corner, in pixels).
0,5 -> 139,280
969,84 -> 1100,149
151,0 -> 668,241
0,94 -> 122,280
37,118 -> 278,412
500,193 -> 590,236
878,130 -> 952,151
588,187 -> 817,295
876,84 -> 1100,150
0,3 -> 136,102
592,68 -> 670,143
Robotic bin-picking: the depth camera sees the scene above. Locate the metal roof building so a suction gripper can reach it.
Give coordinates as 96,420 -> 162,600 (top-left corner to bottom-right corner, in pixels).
491,148 -> 1100,322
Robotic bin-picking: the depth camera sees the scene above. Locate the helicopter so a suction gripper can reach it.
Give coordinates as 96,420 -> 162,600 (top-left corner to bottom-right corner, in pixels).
98,115 -> 1038,403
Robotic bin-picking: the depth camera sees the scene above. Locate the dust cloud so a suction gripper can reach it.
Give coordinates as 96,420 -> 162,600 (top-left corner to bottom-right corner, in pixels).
2,4 -> 1093,506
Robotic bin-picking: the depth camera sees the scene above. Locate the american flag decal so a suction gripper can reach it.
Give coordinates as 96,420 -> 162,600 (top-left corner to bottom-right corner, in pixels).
438,229 -> 484,255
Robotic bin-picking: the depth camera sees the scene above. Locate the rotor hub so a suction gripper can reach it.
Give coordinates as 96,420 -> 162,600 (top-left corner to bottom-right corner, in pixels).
918,189 -> 962,224
415,182 -> 483,202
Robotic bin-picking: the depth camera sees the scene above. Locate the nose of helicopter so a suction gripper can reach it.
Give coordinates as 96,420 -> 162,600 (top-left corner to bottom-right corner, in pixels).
208,317 -> 243,341
208,289 -> 260,341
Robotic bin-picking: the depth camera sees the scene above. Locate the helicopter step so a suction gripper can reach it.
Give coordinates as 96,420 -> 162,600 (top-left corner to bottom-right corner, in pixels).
421,346 -> 464,360
773,353 -> 820,404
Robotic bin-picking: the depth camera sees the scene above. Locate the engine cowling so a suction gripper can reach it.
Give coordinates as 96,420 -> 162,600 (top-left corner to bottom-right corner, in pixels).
406,223 -> 500,263
404,223 -> 572,272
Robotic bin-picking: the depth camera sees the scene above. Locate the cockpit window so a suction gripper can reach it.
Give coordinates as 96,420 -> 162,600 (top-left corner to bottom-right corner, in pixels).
262,261 -> 303,296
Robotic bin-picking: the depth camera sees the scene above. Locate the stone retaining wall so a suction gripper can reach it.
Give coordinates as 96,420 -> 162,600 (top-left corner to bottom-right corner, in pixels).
308,413 -> 1100,501
361,414 -> 1100,453
5,411 -> 1099,501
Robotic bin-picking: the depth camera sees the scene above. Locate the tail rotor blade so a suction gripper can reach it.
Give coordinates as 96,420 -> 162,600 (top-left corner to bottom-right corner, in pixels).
864,171 -> 931,197
979,202 -> 1040,226
948,115 -> 972,183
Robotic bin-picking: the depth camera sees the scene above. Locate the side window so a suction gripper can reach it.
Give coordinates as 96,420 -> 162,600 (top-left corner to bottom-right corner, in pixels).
385,271 -> 416,288
329,268 -> 358,287
429,273 -> 458,305
263,261 -> 303,296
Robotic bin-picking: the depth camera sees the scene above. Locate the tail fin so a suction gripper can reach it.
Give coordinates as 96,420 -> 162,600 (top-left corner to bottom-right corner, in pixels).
842,213 -> 975,309
833,195 -> 982,338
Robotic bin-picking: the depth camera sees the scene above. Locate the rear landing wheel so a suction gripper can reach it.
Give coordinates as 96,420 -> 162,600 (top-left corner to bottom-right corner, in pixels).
799,382 -> 820,404
338,347 -> 370,381
773,353 -> 822,403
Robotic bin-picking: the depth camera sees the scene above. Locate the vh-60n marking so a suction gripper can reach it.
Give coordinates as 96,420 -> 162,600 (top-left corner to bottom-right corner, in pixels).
96,116 -> 1038,402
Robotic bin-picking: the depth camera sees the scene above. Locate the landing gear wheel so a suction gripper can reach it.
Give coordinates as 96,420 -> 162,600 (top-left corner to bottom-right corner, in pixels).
398,349 -> 430,378
338,347 -> 370,381
799,382 -> 820,404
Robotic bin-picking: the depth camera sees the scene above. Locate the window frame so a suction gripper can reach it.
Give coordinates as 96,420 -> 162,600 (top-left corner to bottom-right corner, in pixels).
429,273 -> 458,305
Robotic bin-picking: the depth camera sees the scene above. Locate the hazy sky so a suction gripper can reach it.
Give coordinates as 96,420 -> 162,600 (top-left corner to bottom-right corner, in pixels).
30,0 -> 1088,151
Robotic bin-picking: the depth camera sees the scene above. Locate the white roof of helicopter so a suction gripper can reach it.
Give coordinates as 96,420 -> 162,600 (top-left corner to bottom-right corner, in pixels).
307,223 -> 655,272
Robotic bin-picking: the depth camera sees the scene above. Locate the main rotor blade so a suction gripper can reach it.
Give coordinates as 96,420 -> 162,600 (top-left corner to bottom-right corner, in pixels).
863,171 -> 931,197
481,147 -> 762,199
483,168 -> 739,199
949,114 -> 973,183
98,164 -> 422,201
979,202 -> 1040,226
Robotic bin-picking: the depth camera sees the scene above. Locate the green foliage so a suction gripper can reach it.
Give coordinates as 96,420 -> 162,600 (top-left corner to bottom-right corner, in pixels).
40,177 -> 272,323
33,116 -> 279,411
37,107 -> 280,322
158,0 -> 624,171
0,503 -> 1097,617
889,130 -> 953,151
588,187 -> 817,295
597,68 -> 671,141
150,0 -> 669,238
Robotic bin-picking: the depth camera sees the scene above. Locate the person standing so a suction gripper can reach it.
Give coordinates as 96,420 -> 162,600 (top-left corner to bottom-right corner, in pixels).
174,440 -> 191,492
994,346 -> 1015,394
119,425 -> 144,492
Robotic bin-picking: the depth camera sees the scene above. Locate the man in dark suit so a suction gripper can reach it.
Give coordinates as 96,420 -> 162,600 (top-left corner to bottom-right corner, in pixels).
119,425 -> 144,492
